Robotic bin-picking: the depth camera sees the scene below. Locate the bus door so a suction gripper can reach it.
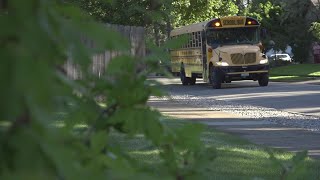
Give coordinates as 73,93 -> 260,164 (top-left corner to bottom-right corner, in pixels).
201,30 -> 207,80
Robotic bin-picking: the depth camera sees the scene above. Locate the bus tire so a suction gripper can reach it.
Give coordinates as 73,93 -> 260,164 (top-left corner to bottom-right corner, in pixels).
258,73 -> 269,86
209,65 -> 213,84
190,75 -> 196,85
211,67 -> 222,89
180,66 -> 190,85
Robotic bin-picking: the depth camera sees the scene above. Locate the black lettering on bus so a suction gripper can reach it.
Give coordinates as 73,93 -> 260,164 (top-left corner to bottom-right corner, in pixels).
223,20 -> 236,25
237,19 -> 244,24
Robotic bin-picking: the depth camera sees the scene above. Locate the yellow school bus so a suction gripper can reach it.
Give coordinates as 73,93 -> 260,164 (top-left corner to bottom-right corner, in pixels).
170,16 -> 269,89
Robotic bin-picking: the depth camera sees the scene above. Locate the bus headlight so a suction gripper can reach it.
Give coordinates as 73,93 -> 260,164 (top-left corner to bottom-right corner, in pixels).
259,59 -> 268,64
216,62 -> 229,66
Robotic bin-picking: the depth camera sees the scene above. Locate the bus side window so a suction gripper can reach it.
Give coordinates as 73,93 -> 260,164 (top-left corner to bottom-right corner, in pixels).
201,30 -> 206,53
179,35 -> 184,48
186,34 -> 188,48
196,32 -> 199,47
192,32 -> 196,47
197,31 -> 201,47
189,33 -> 191,47
182,35 -> 185,48
195,32 -> 198,47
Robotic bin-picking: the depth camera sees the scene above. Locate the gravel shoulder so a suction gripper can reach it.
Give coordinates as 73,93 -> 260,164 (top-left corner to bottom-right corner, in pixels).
166,93 -> 320,132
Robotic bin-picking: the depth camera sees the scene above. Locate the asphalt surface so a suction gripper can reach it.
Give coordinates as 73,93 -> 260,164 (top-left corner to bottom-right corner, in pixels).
155,77 -> 320,117
149,77 -> 320,158
149,97 -> 320,159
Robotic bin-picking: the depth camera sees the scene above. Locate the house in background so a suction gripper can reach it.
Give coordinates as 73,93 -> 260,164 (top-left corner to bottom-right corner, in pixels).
265,45 -> 293,58
308,0 -> 320,21
313,42 -> 320,63
310,0 -> 320,63
266,0 -> 319,63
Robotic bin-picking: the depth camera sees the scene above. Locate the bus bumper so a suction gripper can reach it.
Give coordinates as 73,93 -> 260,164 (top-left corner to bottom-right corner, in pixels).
218,64 -> 269,81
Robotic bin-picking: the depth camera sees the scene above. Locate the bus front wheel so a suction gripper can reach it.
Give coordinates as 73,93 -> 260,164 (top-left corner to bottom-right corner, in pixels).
258,73 -> 269,86
189,75 -> 196,85
180,67 -> 190,85
210,67 -> 222,89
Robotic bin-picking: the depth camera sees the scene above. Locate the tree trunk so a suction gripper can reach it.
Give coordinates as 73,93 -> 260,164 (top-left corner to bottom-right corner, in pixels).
154,23 -> 160,47
235,0 -> 244,14
166,16 -> 172,40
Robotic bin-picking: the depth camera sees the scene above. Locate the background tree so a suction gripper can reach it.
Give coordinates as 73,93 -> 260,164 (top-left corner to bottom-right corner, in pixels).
70,0 -> 173,46
245,1 -> 285,50
72,0 -> 240,45
241,0 -> 320,62
280,0 -> 318,62
311,22 -> 320,40
171,0 -> 238,27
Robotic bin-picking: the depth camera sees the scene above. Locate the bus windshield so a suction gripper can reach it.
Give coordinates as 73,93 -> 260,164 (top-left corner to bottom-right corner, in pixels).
206,27 -> 259,46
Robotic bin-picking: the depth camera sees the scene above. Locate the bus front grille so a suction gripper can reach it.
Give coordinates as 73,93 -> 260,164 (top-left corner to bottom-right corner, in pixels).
244,53 -> 256,64
231,53 -> 244,64
231,53 -> 256,64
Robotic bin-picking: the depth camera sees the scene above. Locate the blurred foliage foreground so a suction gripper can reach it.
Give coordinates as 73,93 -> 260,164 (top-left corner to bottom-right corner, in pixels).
0,0 -> 317,179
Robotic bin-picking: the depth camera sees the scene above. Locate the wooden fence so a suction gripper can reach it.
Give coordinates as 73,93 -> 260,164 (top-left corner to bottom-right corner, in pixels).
64,24 -> 145,79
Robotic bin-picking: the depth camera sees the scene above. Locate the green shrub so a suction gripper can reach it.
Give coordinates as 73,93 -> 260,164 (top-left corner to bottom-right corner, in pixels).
0,1 -> 312,179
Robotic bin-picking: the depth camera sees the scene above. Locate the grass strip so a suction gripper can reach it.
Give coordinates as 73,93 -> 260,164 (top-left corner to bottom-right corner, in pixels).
270,64 -> 320,82
270,64 -> 320,77
109,118 -> 320,179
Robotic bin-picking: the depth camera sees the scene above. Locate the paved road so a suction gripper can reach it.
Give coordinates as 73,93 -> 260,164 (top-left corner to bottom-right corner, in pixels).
155,77 -> 320,117
149,98 -> 320,158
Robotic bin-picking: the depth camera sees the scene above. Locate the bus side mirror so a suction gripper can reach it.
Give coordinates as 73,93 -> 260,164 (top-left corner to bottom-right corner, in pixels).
260,28 -> 267,39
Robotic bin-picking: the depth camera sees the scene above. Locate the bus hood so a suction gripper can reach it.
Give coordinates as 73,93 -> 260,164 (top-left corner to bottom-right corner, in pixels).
211,44 -> 264,66
215,44 -> 260,54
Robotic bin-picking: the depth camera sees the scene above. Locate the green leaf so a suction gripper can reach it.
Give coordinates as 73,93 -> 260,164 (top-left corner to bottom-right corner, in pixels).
175,123 -> 204,150
91,131 -> 108,154
108,107 -> 163,144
